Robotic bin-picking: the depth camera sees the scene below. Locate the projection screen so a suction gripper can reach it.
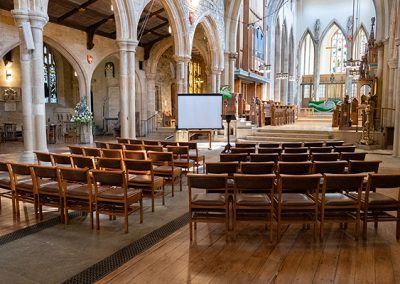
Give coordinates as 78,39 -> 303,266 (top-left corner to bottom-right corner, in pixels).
177,94 -> 223,129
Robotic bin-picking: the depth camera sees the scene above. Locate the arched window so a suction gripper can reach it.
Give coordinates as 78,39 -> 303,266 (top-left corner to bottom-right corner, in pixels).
43,44 -> 57,104
330,29 -> 347,73
254,26 -> 264,60
354,28 -> 368,60
301,33 -> 314,75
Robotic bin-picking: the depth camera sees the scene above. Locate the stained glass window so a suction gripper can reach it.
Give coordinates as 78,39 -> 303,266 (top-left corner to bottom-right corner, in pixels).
188,60 -> 203,94
43,44 -> 57,104
330,29 -> 347,73
354,29 -> 368,60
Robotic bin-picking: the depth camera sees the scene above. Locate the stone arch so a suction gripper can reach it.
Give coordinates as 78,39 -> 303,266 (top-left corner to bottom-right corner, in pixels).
147,37 -> 174,75
297,29 -> 315,75
319,20 -> 349,55
0,40 -> 20,59
288,28 -> 295,104
113,0 -> 136,40
274,17 -> 281,101
225,0 -> 242,53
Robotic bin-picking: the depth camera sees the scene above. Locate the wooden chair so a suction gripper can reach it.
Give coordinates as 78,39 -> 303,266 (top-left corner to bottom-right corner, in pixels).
283,147 -> 308,154
319,174 -> 364,240
333,145 -> 356,153
309,146 -> 333,154
187,174 -> 228,241
277,161 -> 313,175
58,167 -> 94,228
97,157 -> 125,171
31,165 -> 63,221
148,151 -> 182,197
359,173 -> 400,239
348,160 -> 381,174
303,142 -> 324,148
240,162 -> 275,175
125,144 -> 144,151
275,174 -> 321,240
9,163 -> 37,219
312,161 -> 348,174
339,152 -> 367,161
259,143 -> 281,148
230,147 -> 256,154
258,147 -> 283,154
101,149 -> 123,159
108,143 -> 125,150
52,154 -> 73,167
206,162 -> 239,188
117,138 -> 130,144
233,173 -> 275,240
129,139 -> 144,145
280,153 -> 309,162
35,152 -> 54,166
143,140 -> 160,145
282,142 -> 303,149
249,153 -> 279,163
123,150 -> 147,160
95,141 -> 108,149
166,146 -> 194,174
71,155 -> 97,169
160,141 -> 178,147
124,159 -> 164,212
0,161 -> 14,213
310,152 -> 339,161
144,145 -> 164,152
68,145 -> 84,155
178,141 -> 205,174
91,170 -> 143,233
82,147 -> 102,158
220,153 -> 248,163
235,142 -> 257,148
325,140 -> 344,147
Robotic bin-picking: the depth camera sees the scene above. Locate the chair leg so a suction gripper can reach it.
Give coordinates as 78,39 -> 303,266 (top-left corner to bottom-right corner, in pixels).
140,197 -> 143,224
171,177 -> 174,197
162,184 -> 165,205
151,191 -> 155,212
320,211 -> 324,241
363,210 -> 368,240
179,174 -> 182,192
396,210 -> 400,239
96,203 -> 100,230
189,220 -> 193,242
124,204 -> 129,233
355,209 -> 360,241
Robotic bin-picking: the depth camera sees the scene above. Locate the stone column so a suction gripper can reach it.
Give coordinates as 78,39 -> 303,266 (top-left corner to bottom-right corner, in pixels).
12,11 -> 35,159
211,69 -> 218,93
393,40 -> 400,157
312,41 -> 321,101
146,72 -> 157,117
216,68 -> 222,93
30,13 -> 48,152
127,41 -> 137,139
118,41 -> 129,138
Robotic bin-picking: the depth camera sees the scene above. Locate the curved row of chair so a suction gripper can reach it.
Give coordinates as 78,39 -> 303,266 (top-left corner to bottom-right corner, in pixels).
234,141 -> 345,148
229,145 -> 356,155
188,172 -> 400,242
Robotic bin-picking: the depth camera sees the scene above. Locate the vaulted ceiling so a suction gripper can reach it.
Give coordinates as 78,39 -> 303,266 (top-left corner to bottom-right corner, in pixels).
0,0 -> 171,53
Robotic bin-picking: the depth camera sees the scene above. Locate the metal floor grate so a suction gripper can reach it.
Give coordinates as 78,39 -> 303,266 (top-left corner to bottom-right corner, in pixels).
63,213 -> 189,284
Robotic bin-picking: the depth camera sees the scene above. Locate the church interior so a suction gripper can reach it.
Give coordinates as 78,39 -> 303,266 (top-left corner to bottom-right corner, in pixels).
1,0 -> 400,282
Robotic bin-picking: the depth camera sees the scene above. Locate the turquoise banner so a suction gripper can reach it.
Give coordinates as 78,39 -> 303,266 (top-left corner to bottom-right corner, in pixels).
308,99 -> 342,112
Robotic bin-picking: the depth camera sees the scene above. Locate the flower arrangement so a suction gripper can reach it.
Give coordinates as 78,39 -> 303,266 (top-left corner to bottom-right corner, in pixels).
71,97 -> 93,125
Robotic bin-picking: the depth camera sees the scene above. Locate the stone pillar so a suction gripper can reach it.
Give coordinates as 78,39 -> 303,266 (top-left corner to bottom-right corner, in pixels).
146,72 -> 157,117
312,41 -> 321,101
30,13 -> 48,152
211,69 -> 218,93
118,41 -> 129,138
393,40 -> 400,157
127,41 -> 137,138
13,12 -> 35,158
229,53 -> 237,91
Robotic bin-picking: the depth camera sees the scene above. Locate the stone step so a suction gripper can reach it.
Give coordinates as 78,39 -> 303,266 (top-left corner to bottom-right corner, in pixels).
241,136 -> 332,143
255,128 -> 332,135
252,132 -> 331,139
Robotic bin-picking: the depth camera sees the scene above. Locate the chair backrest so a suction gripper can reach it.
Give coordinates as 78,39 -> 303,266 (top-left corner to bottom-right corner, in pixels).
144,145 -> 164,152
240,162 -> 275,174
230,147 -> 256,154
339,152 -> 367,161
166,145 -> 189,157
160,141 -> 179,147
52,154 -> 73,167
333,145 -> 356,153
303,141 -> 324,148
322,173 -> 364,194
312,161 -> 347,174
9,163 -> 34,187
147,151 -> 173,165
129,139 -> 144,145
278,174 -> 321,194
325,140 -> 344,147
117,138 -> 130,144
206,162 -> 239,176
71,155 -> 96,169
249,153 -> 279,163
58,167 -> 90,183
97,157 -> 124,171
125,144 -> 144,151
220,153 -> 248,162
258,147 -> 283,154
280,153 -> 309,162
310,152 -> 339,161
367,173 -> 400,191
143,140 -> 160,145
124,159 -> 153,173
35,152 -> 54,165
178,141 -> 198,150
284,147 -> 308,154
108,143 -> 125,150
82,147 -> 102,157
309,146 -> 333,154
95,141 -> 108,149
123,150 -> 147,160
68,146 -> 84,155
259,143 -> 280,148
234,143 -> 257,148
278,161 -> 312,175
102,149 -> 123,159
234,173 -> 275,194
32,165 -> 58,180
91,170 -> 126,187
187,173 -> 227,192
0,161 -> 10,174
348,160 -> 381,174
282,142 -> 303,149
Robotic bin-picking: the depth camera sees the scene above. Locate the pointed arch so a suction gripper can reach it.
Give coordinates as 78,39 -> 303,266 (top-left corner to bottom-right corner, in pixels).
353,24 -> 369,60
298,30 -> 315,76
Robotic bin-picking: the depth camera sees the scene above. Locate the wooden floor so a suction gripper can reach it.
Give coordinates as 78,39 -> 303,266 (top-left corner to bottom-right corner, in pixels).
98,220 -> 400,284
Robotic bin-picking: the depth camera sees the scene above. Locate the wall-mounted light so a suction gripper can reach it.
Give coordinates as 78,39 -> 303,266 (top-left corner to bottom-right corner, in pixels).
5,69 -> 12,81
168,25 -> 172,34
74,71 -> 78,77
110,4 -> 114,11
